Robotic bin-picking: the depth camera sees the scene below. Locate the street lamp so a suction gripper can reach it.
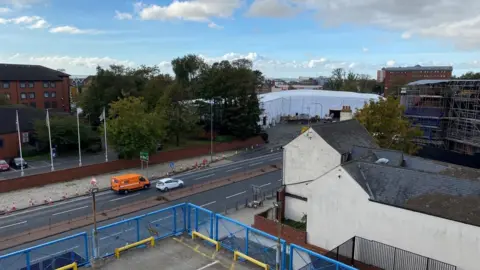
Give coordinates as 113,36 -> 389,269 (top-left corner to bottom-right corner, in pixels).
273,201 -> 282,270
89,177 -> 100,263
210,100 -> 213,163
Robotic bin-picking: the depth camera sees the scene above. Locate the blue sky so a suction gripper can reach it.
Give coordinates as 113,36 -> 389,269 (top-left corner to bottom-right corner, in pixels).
0,0 -> 479,78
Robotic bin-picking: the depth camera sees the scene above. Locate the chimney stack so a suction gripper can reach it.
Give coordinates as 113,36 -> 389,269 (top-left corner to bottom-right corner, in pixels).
340,106 -> 353,121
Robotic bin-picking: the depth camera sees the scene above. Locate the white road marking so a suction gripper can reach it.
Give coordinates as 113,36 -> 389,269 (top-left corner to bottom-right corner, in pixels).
9,167 -> 17,171
197,261 -> 219,270
249,162 -> 263,166
226,167 -> 241,172
52,206 -> 88,216
200,201 -> 216,207
109,193 -> 141,202
270,157 -> 282,161
226,191 -> 246,199
194,174 -> 215,180
278,179 -> 282,182
152,215 -> 173,223
260,183 -> 271,188
31,245 -> 80,263
0,221 -> 27,230
99,228 -> 135,240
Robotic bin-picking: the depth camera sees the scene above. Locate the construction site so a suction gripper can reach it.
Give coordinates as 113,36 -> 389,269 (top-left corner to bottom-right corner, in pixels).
402,79 -> 480,156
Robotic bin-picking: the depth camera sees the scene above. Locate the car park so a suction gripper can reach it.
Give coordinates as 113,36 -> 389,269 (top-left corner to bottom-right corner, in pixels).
156,178 -> 184,192
9,157 -> 28,169
0,160 -> 9,171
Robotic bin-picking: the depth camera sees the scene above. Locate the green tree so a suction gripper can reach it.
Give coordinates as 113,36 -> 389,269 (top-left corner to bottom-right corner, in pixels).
106,96 -> 164,159
457,71 -> 480,79
34,115 -> 96,152
142,74 -> 173,111
355,97 -> 423,154
325,68 -> 345,90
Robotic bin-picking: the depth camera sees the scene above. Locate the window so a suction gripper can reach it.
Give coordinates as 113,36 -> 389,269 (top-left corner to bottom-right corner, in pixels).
44,101 -> 51,108
0,139 -> 3,148
3,93 -> 10,100
2,82 -> 9,89
22,132 -> 29,143
28,92 -> 35,99
20,82 -> 26,88
28,82 -> 34,88
51,101 -> 57,108
30,102 -> 36,108
44,91 -> 49,98
50,82 -> 56,88
43,82 -> 49,88
51,91 -> 56,98
20,92 -> 26,100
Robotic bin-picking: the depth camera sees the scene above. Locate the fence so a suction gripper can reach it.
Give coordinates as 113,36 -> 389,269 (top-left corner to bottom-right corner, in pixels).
94,203 -> 185,258
214,214 -> 287,270
290,244 -> 357,270
0,232 -> 89,270
327,237 -> 457,270
187,203 -> 214,239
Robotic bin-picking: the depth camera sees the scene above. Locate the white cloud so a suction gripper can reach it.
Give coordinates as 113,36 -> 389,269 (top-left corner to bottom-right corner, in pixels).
136,0 -> 241,27
401,32 -> 412,39
0,15 -> 49,29
386,60 -> 396,67
27,18 -> 48,29
49,25 -> 103,35
0,0 -> 43,8
362,47 -> 369,53
246,0 -> 299,18
114,10 -> 133,20
208,22 -> 223,29
0,7 -> 11,13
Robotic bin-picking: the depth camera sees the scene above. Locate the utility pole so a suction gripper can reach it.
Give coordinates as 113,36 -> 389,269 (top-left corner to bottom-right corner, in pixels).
274,201 -> 282,270
90,177 -> 99,267
210,100 -> 214,162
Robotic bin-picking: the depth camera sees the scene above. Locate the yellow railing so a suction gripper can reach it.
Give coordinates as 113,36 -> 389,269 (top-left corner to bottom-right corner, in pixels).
234,250 -> 269,270
114,236 -> 155,259
55,262 -> 77,270
192,231 -> 220,251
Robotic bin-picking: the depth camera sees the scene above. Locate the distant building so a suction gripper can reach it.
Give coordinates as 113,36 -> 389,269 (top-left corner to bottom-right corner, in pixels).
377,65 -> 452,96
0,64 -> 71,111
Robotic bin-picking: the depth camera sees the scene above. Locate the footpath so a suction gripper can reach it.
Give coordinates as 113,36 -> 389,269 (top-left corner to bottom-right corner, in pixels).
0,151 -> 239,212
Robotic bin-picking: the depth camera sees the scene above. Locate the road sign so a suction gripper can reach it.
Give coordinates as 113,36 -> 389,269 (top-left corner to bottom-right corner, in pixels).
140,151 -> 149,162
170,162 -> 175,169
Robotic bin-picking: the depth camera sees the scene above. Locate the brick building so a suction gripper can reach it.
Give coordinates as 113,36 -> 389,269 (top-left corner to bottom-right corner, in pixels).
0,64 -> 71,111
0,106 -> 45,159
377,65 -> 452,96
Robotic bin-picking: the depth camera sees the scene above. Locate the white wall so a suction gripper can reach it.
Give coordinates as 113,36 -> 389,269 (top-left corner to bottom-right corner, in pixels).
306,168 -> 480,270
283,128 -> 341,221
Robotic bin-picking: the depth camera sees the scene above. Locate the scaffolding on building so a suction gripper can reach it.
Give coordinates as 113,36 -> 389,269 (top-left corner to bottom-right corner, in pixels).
403,79 -> 480,155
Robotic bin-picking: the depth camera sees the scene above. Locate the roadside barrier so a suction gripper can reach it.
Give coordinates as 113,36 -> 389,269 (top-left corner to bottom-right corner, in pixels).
234,250 -> 269,270
192,231 -> 220,252
55,262 -> 78,270
114,237 -> 155,259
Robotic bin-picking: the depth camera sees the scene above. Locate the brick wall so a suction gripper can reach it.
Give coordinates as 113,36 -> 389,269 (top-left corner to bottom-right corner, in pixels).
253,212 -> 307,246
0,136 -> 264,193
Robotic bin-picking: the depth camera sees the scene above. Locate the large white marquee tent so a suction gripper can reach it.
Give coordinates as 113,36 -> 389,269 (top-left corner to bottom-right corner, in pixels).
259,90 -> 381,125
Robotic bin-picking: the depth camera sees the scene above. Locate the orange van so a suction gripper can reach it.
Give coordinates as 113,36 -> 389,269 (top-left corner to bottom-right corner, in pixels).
111,173 -> 150,194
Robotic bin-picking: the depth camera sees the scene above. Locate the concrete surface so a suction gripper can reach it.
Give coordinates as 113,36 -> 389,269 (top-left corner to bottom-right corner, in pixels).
95,236 -> 257,270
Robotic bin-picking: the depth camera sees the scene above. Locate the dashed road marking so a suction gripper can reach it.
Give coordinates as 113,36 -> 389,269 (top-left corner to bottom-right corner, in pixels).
52,206 -> 88,216
226,167 -> 241,172
226,191 -> 246,199
249,162 -> 263,166
0,221 -> 27,230
200,201 -> 216,207
109,193 -> 140,202
260,183 -> 271,188
194,174 -> 215,180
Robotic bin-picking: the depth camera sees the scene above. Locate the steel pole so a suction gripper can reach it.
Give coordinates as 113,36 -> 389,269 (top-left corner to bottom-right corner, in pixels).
210,101 -> 213,162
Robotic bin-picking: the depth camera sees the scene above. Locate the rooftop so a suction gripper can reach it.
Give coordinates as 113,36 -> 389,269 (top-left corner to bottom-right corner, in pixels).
407,79 -> 480,86
0,106 -> 46,134
0,63 -> 69,81
312,119 -> 379,154
382,65 -> 452,72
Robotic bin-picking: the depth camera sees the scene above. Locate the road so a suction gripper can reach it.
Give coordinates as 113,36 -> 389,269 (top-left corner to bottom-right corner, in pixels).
0,151 -> 117,180
0,151 -> 283,239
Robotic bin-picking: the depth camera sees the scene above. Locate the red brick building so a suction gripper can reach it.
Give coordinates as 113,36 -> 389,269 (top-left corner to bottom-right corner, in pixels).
377,65 -> 452,96
0,64 -> 71,111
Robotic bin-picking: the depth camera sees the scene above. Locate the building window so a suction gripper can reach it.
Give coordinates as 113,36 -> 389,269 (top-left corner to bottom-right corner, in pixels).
20,92 -> 26,100
3,93 -> 10,100
20,82 -> 26,88
28,82 -> 34,88
44,91 -> 49,98
0,138 -> 3,148
50,82 -> 56,88
28,92 -> 35,99
43,82 -> 49,88
30,102 -> 36,108
51,91 -> 56,98
51,101 -> 57,108
22,132 -> 29,143
44,101 -> 51,108
2,82 -> 9,89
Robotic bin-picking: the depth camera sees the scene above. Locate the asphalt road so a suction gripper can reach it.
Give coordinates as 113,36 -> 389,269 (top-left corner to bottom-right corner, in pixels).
0,151 -> 283,238
0,169 -> 282,269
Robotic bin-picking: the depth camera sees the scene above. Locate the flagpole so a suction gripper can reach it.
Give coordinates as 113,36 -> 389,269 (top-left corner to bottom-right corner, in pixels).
16,110 -> 24,176
46,109 -> 54,171
77,108 -> 82,167
103,107 -> 108,162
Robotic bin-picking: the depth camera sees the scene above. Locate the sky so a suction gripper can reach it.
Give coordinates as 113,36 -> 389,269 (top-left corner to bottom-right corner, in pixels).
0,0 -> 479,78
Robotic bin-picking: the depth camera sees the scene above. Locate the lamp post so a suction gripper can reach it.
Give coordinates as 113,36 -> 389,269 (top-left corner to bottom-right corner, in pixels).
273,201 -> 282,270
90,177 -> 100,265
210,100 -> 213,162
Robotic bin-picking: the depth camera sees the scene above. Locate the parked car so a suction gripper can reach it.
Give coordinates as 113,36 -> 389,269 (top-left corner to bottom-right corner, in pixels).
0,160 -> 9,171
156,178 -> 184,192
9,157 -> 28,169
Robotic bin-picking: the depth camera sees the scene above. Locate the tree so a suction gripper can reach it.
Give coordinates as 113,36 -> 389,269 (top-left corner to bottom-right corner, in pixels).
34,115 -> 96,152
344,71 -> 359,92
325,68 -> 345,90
156,83 -> 200,146
355,97 -> 423,154
0,94 -> 10,105
456,71 -> 480,79
142,74 -> 173,111
106,96 -> 164,159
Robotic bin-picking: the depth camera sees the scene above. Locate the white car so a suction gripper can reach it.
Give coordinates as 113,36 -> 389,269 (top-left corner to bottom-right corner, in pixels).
156,178 -> 184,192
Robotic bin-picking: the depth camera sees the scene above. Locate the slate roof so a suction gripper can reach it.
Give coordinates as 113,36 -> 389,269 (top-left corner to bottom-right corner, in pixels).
0,63 -> 69,81
0,106 -> 46,134
312,119 -> 378,154
343,161 -> 480,226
